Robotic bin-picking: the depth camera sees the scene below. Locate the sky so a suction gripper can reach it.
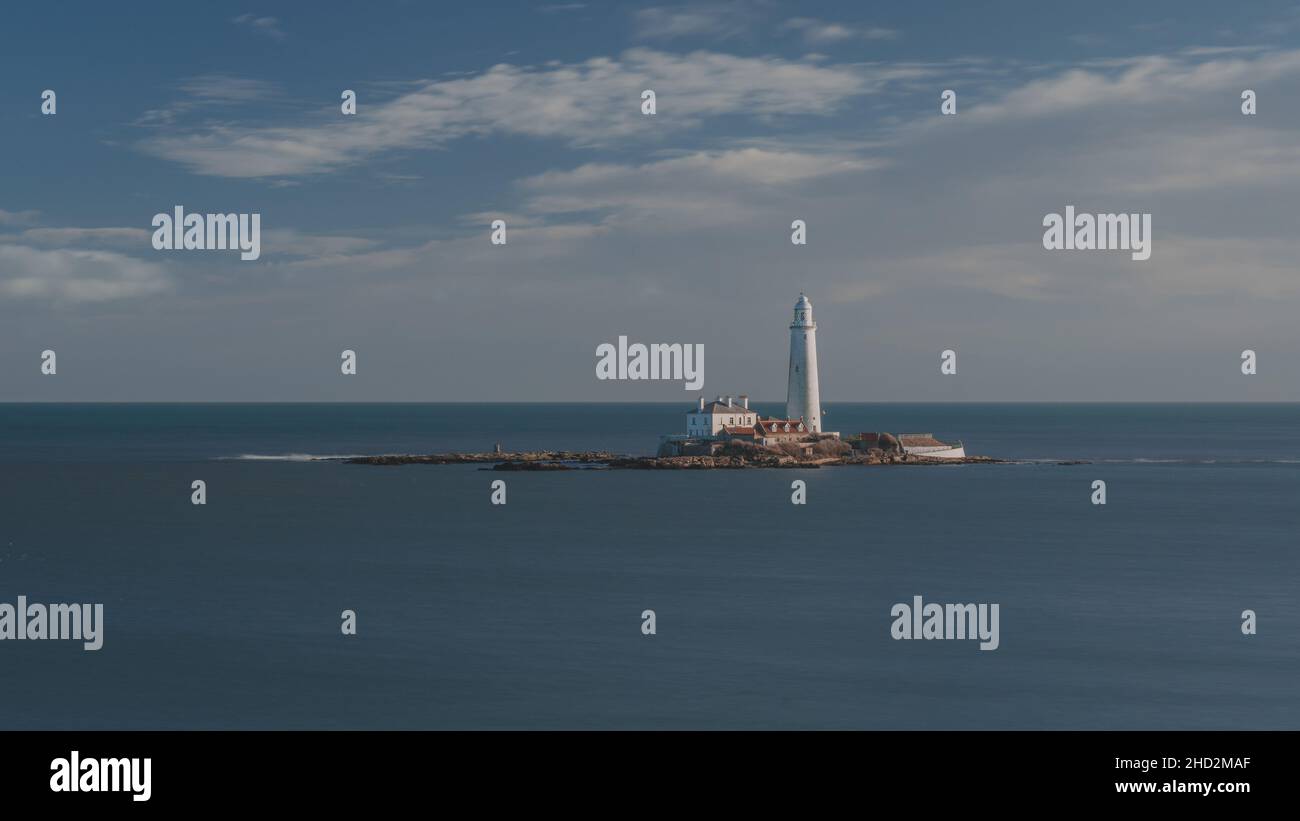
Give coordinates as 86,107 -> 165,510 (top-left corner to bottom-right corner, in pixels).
3,0 -> 1300,401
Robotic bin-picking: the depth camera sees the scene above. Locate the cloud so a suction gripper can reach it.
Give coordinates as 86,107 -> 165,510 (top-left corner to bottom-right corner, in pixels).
135,74 -> 280,127
22,30 -> 1300,399
515,146 -> 879,230
538,3 -> 586,13
0,209 -> 40,226
136,49 -> 889,178
0,224 -> 380,302
961,49 -> 1300,124
1083,129 -> 1300,194
134,44 -> 1300,314
178,74 -> 279,103
474,43 -> 1300,316
231,13 -> 284,40
882,47 -> 1300,203
0,243 -> 170,303
273,239 -> 439,275
18,227 -> 151,249
634,4 -> 754,40
780,17 -> 898,44
259,229 -> 379,257
827,233 -> 1300,308
1066,33 -> 1108,48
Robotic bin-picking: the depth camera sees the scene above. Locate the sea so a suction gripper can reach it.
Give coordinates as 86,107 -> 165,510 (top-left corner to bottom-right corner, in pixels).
0,402 -> 1296,729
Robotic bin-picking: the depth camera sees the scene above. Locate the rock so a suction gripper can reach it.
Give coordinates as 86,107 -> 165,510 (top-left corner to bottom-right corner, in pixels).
493,461 -> 581,471
345,450 -> 619,466
346,447 -> 1004,470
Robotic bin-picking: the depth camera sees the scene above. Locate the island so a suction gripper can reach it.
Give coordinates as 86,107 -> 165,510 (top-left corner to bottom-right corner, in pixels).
344,294 -> 1060,471
344,436 -> 1006,471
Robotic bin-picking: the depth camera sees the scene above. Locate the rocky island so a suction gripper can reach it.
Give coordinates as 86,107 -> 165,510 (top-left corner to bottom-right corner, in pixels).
344,437 -> 1007,470
343,295 -> 1034,472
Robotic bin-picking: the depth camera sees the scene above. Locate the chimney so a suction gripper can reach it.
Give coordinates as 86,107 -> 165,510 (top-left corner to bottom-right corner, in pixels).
725,395 -> 732,406
698,396 -> 705,411
740,395 -> 749,409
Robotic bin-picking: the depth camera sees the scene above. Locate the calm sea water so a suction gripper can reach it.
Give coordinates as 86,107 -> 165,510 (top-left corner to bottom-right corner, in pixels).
0,403 -> 1297,729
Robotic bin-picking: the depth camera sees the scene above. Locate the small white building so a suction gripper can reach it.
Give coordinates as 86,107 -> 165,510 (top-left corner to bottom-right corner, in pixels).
899,434 -> 966,459
686,395 -> 757,437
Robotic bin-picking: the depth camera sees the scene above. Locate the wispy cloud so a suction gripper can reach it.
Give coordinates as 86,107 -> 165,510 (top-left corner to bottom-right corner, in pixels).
178,74 -> 280,103
136,74 -> 281,127
516,146 -> 879,229
780,17 -> 898,44
136,49 -> 894,178
0,209 -> 41,226
0,243 -> 170,303
259,229 -> 379,258
634,4 -> 756,40
231,13 -> 285,40
18,227 -> 151,249
1066,33 -> 1109,48
960,49 -> 1300,123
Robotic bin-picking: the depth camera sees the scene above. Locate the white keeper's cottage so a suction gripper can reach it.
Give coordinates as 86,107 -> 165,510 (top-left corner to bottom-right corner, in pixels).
686,395 -> 757,437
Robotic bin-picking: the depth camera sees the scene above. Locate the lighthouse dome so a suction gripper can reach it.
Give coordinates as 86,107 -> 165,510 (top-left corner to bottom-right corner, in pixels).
791,293 -> 814,327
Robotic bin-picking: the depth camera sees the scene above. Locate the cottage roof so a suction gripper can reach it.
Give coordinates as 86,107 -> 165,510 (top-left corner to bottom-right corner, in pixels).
755,418 -> 806,434
721,425 -> 756,435
690,400 -> 753,415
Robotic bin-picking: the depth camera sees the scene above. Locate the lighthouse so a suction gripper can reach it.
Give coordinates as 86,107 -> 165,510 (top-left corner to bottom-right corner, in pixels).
786,293 -> 823,433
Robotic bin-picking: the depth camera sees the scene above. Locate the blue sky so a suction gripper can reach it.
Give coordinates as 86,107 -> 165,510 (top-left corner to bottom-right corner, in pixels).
4,1 -> 1300,401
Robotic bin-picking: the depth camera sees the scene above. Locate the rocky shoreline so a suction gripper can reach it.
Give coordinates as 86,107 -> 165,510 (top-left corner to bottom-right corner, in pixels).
344,450 -> 1016,470
344,451 -> 618,467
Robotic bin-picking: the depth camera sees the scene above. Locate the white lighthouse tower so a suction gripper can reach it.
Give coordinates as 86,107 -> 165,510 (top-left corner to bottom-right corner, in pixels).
786,293 -> 823,433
